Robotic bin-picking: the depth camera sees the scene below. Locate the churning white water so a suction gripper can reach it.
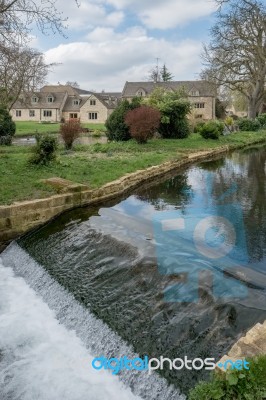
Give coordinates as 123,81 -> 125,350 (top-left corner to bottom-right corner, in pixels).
0,243 -> 185,400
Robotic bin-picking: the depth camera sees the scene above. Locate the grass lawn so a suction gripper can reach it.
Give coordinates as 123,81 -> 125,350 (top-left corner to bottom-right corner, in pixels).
14,121 -> 106,137
0,131 -> 265,205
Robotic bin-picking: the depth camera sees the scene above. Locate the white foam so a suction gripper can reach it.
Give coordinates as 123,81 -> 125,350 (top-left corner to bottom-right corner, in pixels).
0,260 -> 140,400
0,243 -> 185,400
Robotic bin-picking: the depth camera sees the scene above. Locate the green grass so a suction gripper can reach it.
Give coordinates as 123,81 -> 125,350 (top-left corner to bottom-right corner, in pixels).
189,355 -> 266,400
14,121 -> 106,137
0,130 -> 265,205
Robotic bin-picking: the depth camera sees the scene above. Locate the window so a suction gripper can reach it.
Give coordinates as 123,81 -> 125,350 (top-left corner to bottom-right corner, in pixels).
195,114 -> 203,119
16,110 -> 21,117
136,89 -> 145,97
88,112 -> 97,120
194,103 -> 205,109
73,99 -> 80,106
43,110 -> 52,117
69,113 -> 78,119
32,96 -> 38,103
47,96 -> 54,103
29,110 -> 35,117
190,90 -> 199,96
90,99 -> 96,105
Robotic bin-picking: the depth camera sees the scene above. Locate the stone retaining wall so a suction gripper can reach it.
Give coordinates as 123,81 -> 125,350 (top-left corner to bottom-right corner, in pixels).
217,320 -> 266,372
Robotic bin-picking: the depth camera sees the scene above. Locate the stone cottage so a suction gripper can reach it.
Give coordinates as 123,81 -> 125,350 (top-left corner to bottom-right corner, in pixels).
122,80 -> 217,120
10,85 -> 121,124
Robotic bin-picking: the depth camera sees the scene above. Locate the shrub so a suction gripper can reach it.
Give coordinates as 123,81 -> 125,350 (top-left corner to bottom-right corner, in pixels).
105,98 -> 142,141
199,121 -> 224,140
60,119 -> 82,150
194,121 -> 206,133
225,116 -> 234,127
125,106 -> 161,144
215,98 -> 227,119
189,355 -> 266,400
30,134 -> 58,165
91,129 -> 102,138
146,88 -> 191,139
237,117 -> 261,132
256,113 -> 266,128
0,107 -> 16,145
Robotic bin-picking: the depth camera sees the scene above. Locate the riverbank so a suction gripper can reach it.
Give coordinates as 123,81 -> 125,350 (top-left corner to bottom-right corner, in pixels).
1,131 -> 266,206
0,130 -> 266,248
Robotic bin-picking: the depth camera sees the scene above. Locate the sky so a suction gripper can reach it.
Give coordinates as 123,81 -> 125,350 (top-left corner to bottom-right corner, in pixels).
31,0 -> 218,92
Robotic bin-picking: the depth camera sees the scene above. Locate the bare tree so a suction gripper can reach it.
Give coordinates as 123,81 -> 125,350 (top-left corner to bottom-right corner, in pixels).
0,45 -> 52,109
202,0 -> 266,118
147,67 -> 161,83
0,0 -> 78,43
65,81 -> 80,88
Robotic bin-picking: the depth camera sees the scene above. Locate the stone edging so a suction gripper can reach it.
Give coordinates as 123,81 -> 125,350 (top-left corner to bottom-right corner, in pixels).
0,140 -> 265,247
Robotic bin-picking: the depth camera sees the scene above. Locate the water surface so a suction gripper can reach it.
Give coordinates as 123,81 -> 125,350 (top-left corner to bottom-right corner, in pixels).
1,145 -> 266,398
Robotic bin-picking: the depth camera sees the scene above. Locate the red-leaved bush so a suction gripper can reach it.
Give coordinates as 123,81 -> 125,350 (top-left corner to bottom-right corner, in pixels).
125,106 -> 161,144
60,119 -> 82,150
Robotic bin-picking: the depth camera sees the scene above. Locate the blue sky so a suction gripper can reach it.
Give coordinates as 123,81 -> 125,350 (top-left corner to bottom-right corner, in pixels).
31,0 -> 218,92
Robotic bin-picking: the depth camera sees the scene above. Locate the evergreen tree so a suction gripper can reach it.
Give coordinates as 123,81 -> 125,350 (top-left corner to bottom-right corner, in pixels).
160,64 -> 174,81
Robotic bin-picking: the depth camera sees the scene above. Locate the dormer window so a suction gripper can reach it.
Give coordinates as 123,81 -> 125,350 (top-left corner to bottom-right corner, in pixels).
73,99 -> 80,106
190,90 -> 199,96
136,88 -> 146,97
90,99 -> 96,105
32,96 -> 38,103
47,96 -> 54,103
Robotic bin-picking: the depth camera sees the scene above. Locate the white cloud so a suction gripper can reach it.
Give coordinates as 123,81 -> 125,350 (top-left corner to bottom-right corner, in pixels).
45,28 -> 203,91
55,0 -> 124,30
105,0 -> 217,29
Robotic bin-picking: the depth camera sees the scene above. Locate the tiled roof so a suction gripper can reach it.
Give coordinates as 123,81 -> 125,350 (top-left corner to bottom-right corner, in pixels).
40,85 -> 79,96
122,81 -> 216,98
41,85 -> 93,96
63,96 -> 90,112
91,93 -> 122,109
13,92 -> 67,109
75,88 -> 93,95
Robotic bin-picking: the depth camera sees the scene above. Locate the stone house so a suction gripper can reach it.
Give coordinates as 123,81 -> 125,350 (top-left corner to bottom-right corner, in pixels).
122,81 -> 216,120
10,91 -> 69,123
11,85 -> 121,124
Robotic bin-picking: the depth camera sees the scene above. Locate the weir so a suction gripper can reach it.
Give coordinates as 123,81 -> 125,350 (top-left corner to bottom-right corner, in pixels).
0,243 -> 184,400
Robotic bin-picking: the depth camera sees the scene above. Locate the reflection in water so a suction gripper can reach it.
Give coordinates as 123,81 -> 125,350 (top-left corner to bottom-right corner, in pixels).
18,145 -> 266,394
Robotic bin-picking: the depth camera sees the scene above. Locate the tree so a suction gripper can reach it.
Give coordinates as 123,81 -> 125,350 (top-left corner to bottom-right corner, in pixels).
202,0 -> 266,118
147,63 -> 174,82
147,66 -> 161,83
125,106 -> 161,144
0,106 -> 16,144
60,119 -> 82,150
66,81 -> 80,88
0,0 -> 76,45
215,98 -> 227,119
146,88 -> 191,138
160,64 -> 174,82
0,45 -> 51,110
105,97 -> 142,141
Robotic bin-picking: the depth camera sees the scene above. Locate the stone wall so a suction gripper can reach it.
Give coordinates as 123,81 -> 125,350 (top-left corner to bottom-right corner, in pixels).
189,96 -> 215,120
80,95 -> 108,124
217,320 -> 266,372
10,108 -> 61,123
